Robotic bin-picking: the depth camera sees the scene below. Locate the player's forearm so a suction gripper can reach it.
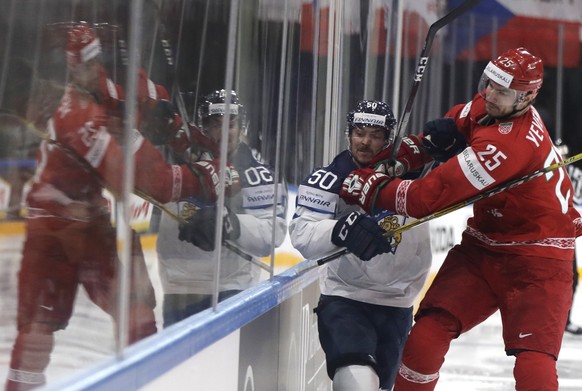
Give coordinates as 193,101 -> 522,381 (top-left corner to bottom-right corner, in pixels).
132,139 -> 212,203
289,216 -> 338,260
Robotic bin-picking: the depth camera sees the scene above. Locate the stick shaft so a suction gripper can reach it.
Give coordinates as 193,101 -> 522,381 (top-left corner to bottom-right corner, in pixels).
389,0 -> 480,163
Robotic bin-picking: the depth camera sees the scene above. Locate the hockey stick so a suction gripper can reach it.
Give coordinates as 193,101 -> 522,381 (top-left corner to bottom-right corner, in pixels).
294,1 -> 482,276
147,0 -> 191,125
295,149 -> 582,275
388,0 -> 480,165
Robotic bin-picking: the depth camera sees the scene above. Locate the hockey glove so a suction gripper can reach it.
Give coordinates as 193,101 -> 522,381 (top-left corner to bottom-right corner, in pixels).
224,163 -> 241,197
331,211 -> 392,261
141,99 -> 183,146
340,168 -> 393,215
422,118 -> 467,162
178,206 -> 241,251
189,124 -> 220,158
167,127 -> 192,156
371,135 -> 432,177
189,160 -> 220,202
168,125 -> 218,166
188,160 -> 241,202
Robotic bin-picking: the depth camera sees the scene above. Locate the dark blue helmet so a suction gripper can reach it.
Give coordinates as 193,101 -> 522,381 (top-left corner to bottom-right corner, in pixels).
346,100 -> 397,141
197,89 -> 247,133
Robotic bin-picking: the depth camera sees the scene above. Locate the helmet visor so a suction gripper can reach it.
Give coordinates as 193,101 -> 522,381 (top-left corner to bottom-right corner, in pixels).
478,73 -> 521,107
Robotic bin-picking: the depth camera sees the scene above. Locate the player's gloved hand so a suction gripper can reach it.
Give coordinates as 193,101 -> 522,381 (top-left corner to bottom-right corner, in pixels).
178,206 -> 241,251
188,160 -> 241,202
141,99 -> 183,145
189,160 -> 220,202
422,118 -> 467,162
167,127 -> 192,155
189,124 -> 220,158
331,211 -> 392,261
371,135 -> 431,177
224,163 -> 241,197
340,168 -> 393,215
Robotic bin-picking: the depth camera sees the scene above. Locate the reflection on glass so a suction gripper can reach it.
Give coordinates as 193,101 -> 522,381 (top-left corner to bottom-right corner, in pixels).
1,0 -> 576,389
1,16 -> 224,388
4,22 -> 158,390
156,89 -> 287,327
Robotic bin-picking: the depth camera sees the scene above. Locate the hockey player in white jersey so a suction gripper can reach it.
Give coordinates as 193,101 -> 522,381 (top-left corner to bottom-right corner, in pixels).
156,90 -> 287,327
289,100 -> 434,391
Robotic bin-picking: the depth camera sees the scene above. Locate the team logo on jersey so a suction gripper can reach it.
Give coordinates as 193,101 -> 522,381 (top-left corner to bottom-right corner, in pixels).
178,201 -> 200,220
498,122 -> 513,134
377,214 -> 403,251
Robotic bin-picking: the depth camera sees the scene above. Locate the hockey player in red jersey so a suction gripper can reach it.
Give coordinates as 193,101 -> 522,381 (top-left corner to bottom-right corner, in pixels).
340,47 -> 582,390
4,22 -> 235,391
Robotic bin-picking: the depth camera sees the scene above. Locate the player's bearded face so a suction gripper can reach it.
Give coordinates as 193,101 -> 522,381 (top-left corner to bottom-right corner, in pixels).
350,126 -> 387,167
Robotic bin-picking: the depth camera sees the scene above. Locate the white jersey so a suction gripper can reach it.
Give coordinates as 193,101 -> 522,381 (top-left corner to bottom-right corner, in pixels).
289,150 -> 432,307
157,143 -> 287,294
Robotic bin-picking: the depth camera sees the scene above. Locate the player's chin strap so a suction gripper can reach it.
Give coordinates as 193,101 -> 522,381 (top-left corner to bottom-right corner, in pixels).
294,149 -> 582,276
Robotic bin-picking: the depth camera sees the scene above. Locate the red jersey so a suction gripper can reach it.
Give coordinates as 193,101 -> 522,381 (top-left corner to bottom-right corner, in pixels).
26,79 -> 202,219
378,94 -> 581,260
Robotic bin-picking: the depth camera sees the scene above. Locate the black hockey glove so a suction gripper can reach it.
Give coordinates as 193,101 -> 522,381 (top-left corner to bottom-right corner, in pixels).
331,211 -> 392,261
141,99 -> 183,145
422,118 -> 467,162
178,206 -> 241,251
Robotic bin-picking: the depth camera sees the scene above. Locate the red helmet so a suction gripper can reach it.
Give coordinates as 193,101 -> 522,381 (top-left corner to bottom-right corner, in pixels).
484,47 -> 543,94
66,22 -> 101,67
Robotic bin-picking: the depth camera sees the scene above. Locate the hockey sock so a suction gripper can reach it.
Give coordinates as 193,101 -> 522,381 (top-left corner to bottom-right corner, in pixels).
514,351 -> 557,391
128,305 -> 157,343
5,331 -> 54,391
394,311 -> 460,391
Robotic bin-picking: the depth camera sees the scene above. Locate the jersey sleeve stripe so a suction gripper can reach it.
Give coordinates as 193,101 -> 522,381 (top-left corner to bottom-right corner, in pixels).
395,180 -> 412,215
84,128 -> 111,168
129,128 -> 144,154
